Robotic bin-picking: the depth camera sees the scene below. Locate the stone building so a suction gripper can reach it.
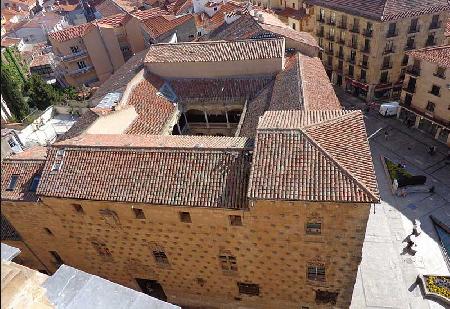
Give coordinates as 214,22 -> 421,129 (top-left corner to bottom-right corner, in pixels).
48,8 -> 196,87
305,0 -> 449,101
1,38 -> 379,308
398,45 -> 450,145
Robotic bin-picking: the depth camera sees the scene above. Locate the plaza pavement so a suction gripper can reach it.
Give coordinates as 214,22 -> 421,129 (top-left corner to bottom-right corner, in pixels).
333,89 -> 450,309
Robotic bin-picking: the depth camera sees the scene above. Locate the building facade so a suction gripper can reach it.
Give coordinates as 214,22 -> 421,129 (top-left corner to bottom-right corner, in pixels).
1,38 -> 379,309
398,45 -> 450,145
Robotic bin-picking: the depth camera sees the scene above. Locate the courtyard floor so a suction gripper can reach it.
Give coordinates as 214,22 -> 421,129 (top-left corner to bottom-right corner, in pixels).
333,89 -> 450,309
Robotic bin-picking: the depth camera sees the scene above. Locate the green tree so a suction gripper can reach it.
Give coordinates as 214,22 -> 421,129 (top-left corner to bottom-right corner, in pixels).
25,74 -> 63,110
1,64 -> 29,121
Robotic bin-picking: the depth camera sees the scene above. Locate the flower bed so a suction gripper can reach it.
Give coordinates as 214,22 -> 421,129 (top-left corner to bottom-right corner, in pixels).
418,275 -> 450,305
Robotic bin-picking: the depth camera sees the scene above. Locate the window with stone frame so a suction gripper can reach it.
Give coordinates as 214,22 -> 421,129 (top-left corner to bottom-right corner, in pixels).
153,249 -> 170,266
229,215 -> 243,226
219,251 -> 238,272
237,282 -> 260,296
306,222 -> 322,235
179,211 -> 192,223
307,263 -> 326,282
132,207 -> 145,219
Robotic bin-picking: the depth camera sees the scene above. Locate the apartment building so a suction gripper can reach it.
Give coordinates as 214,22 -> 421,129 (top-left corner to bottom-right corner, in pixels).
398,45 -> 450,145
1,38 -> 379,309
307,0 -> 449,101
49,8 -> 196,87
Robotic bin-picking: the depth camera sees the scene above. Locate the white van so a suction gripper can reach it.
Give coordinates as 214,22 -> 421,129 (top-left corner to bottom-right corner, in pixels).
379,101 -> 399,116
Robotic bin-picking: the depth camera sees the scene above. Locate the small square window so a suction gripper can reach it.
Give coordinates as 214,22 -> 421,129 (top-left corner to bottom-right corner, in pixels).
44,228 -> 53,235
133,207 -> 145,219
430,85 -> 440,96
7,174 -> 19,191
29,174 -> 41,192
51,162 -> 61,171
426,101 -> 435,112
179,212 -> 191,223
219,252 -> 238,272
73,204 -> 84,213
237,282 -> 260,296
306,222 -> 322,235
153,250 -> 169,266
307,264 -> 326,282
229,215 -> 242,226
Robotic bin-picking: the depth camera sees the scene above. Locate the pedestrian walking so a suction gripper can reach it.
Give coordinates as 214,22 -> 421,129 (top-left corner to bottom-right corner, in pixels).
384,130 -> 389,140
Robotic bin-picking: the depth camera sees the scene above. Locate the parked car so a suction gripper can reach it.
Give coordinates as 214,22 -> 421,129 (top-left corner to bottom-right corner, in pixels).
379,101 -> 399,116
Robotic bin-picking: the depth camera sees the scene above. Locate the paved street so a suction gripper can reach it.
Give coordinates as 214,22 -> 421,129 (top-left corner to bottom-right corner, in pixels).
333,89 -> 450,309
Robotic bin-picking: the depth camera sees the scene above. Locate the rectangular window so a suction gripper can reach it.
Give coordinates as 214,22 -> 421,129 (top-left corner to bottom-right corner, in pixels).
380,71 -> 389,83
153,250 -> 169,266
77,61 -> 87,69
29,175 -> 41,192
348,65 -> 354,77
7,138 -> 16,148
219,252 -> 238,272
387,22 -> 396,37
179,211 -> 191,223
7,174 -> 19,191
292,23 -> 296,30
307,265 -> 326,281
229,215 -> 242,226
50,251 -> 64,266
73,204 -> 84,213
238,282 -> 260,296
133,207 -> 145,219
401,55 -> 409,66
70,46 -> 79,53
430,85 -> 440,96
435,66 -> 446,78
306,222 -> 322,235
426,101 -> 435,112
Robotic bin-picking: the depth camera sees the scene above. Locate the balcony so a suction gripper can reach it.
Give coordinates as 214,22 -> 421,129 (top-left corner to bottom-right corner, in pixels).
383,47 -> 395,55
404,44 -> 416,51
408,25 -> 420,34
363,29 -> 373,37
326,18 -> 336,26
335,65 -> 343,73
360,46 -> 370,53
381,62 -> 393,70
317,17 -> 325,23
359,61 -> 369,69
336,52 -> 344,59
60,50 -> 88,62
347,57 -> 356,64
386,30 -> 398,38
403,85 -> 416,93
337,22 -> 347,29
67,65 -> 94,76
347,41 -> 358,49
349,25 -> 359,33
316,30 -> 325,37
425,39 -> 436,47
406,65 -> 420,76
357,77 -> 368,84
433,72 -> 446,79
325,48 -> 334,55
326,33 -> 335,41
429,21 -> 442,30
336,38 -> 345,45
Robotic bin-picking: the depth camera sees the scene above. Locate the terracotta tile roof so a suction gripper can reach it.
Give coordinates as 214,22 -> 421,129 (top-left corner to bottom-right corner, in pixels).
94,13 -> 127,27
48,22 -> 95,42
142,14 -> 193,39
169,0 -> 192,15
306,0 -> 449,21
0,36 -> 22,48
89,49 -> 147,106
298,54 -> 341,110
37,135 -> 252,209
95,0 -> 125,17
1,147 -> 47,202
249,110 -> 379,203
407,45 -> 450,69
169,78 -> 273,102
145,38 -> 285,63
30,54 -> 51,67
132,8 -> 169,20
204,1 -> 242,31
124,74 -> 177,135
275,7 -> 307,20
446,18 -> 450,37
258,23 -> 318,48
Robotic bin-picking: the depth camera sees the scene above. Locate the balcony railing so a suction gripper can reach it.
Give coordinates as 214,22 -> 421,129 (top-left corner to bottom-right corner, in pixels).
347,57 -> 356,64
433,72 -> 446,79
357,77 -> 368,83
317,16 -> 325,23
348,41 -> 358,49
67,65 -> 94,76
404,44 -> 416,51
336,52 -> 344,59
316,30 -> 325,37
360,46 -> 370,53
429,21 -> 442,30
408,25 -> 420,34
363,29 -> 373,37
337,22 -> 347,29
381,62 -> 393,70
406,65 -> 420,76
425,39 -> 436,47
383,47 -> 395,55
326,18 -> 336,26
325,48 -> 334,55
336,38 -> 345,45
403,85 -> 416,93
349,25 -> 359,33
386,30 -> 398,38
335,65 -> 343,72
60,50 -> 88,62
326,34 -> 335,41
359,61 -> 369,69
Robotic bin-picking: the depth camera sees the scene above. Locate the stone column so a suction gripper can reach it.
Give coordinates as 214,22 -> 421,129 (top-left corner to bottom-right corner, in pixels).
204,111 -> 209,128
414,115 -> 421,128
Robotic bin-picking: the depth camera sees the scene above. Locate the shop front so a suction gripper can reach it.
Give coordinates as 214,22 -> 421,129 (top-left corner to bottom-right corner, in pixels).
373,83 -> 392,101
344,77 -> 369,100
